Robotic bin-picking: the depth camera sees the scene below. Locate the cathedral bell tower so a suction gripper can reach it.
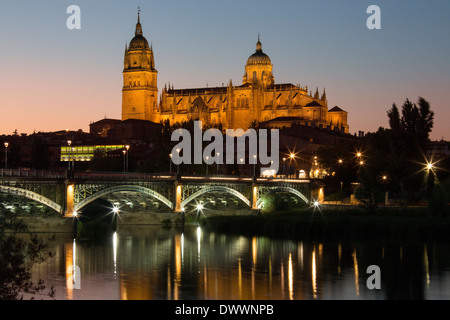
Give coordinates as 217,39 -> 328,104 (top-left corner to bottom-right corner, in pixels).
122,10 -> 158,121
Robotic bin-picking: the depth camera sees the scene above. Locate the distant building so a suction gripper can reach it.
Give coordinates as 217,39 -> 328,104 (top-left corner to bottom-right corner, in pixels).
427,140 -> 450,160
89,118 -> 162,143
89,119 -> 122,138
60,145 -> 125,162
121,12 -> 349,133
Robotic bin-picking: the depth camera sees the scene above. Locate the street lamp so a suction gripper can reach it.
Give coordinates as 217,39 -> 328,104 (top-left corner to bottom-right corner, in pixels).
4,142 -> 9,170
205,156 -> 209,176
289,153 -> 296,177
216,152 -> 220,173
176,149 -> 181,174
123,150 -> 127,172
125,145 -> 130,172
169,153 -> 173,172
67,140 -> 72,170
253,154 -> 257,177
72,147 -> 76,170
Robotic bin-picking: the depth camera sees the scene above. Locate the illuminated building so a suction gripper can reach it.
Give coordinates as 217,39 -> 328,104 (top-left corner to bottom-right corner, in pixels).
121,12 -> 349,133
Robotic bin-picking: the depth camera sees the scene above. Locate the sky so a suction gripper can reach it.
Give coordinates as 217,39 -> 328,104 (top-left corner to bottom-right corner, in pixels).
0,0 -> 449,140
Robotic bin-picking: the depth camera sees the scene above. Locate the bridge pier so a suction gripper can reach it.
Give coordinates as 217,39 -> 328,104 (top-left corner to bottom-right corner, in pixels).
173,181 -> 183,213
311,186 -> 325,204
251,184 -> 258,210
64,182 -> 75,218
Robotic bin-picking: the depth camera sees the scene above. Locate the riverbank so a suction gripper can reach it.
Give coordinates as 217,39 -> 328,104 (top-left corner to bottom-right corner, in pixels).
200,206 -> 450,241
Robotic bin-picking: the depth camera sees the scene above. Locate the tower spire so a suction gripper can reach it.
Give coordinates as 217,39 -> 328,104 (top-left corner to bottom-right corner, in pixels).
135,7 -> 143,36
256,33 -> 262,52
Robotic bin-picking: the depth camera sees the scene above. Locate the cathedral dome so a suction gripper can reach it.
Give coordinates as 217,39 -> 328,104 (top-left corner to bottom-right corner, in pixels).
128,12 -> 149,50
247,37 -> 271,66
129,34 -> 149,50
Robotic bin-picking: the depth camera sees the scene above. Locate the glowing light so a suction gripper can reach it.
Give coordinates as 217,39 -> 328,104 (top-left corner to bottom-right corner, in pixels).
338,159 -> 343,164
196,203 -> 204,211
112,206 -> 119,214
288,253 -> 293,300
312,249 -> 317,299
313,201 -> 320,208
359,161 -> 364,166
427,162 -> 433,171
356,152 -> 362,158
73,211 -> 78,217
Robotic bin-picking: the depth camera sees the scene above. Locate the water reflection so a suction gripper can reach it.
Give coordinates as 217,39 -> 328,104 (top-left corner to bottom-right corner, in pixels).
31,225 -> 450,300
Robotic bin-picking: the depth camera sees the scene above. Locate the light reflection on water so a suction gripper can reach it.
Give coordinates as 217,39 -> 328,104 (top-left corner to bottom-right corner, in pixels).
31,225 -> 450,300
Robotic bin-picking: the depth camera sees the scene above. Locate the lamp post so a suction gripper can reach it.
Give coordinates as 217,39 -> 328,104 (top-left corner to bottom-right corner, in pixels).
4,142 -> 9,170
289,153 -> 296,178
125,145 -> 130,172
169,153 -> 173,172
216,152 -> 220,174
176,149 -> 180,174
67,140 -> 72,170
71,147 -> 76,171
123,150 -> 126,172
253,154 -> 257,177
206,156 -> 209,176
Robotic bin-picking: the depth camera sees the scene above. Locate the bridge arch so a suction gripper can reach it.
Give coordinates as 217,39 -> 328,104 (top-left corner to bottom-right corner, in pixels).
257,186 -> 309,207
0,185 -> 63,214
74,185 -> 173,213
181,186 -> 251,209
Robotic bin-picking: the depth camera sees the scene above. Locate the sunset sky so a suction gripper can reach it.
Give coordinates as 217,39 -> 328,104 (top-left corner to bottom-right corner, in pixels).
1,0 -> 449,140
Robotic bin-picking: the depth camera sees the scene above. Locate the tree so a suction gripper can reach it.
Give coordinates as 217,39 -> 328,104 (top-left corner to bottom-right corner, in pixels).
0,210 -> 55,300
356,97 -> 435,205
31,137 -> 49,170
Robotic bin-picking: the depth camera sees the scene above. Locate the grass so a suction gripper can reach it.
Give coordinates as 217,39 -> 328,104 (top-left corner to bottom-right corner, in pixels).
200,206 -> 450,241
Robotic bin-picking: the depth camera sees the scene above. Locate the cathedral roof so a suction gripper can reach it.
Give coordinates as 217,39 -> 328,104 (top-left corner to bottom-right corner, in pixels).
305,101 -> 323,107
329,106 -> 346,112
247,36 -> 271,66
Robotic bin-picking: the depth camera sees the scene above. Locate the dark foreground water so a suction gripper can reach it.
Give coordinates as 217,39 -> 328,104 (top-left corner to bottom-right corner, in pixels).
30,225 -> 450,300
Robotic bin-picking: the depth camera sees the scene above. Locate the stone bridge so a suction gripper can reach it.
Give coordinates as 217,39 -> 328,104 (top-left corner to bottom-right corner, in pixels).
0,170 -> 325,217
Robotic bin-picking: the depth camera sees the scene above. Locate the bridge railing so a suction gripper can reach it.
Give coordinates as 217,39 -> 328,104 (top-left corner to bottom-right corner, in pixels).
0,169 -> 312,184
73,172 -> 177,181
0,169 -> 66,179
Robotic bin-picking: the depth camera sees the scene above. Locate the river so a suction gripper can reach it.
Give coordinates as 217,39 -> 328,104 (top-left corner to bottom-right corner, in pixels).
30,224 -> 450,300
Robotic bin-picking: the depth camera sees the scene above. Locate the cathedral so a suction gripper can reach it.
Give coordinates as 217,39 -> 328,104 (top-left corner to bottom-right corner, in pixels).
122,13 -> 349,133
